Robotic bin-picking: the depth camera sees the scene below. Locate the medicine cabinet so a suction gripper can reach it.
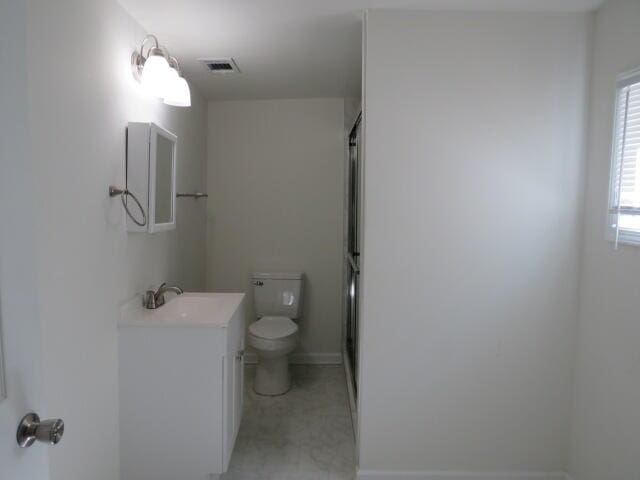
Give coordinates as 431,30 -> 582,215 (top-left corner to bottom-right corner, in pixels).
126,122 -> 177,233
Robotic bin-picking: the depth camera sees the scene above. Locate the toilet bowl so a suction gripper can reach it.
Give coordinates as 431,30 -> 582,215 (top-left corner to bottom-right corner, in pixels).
250,272 -> 304,396
248,316 -> 298,395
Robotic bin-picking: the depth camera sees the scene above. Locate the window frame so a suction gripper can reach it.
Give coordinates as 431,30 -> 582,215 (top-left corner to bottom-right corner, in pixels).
606,67 -> 640,247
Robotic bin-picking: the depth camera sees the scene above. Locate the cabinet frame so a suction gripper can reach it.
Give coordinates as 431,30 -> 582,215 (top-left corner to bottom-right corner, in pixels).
125,122 -> 177,233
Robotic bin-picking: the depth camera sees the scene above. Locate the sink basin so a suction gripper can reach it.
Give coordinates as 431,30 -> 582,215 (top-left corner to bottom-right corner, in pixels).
155,294 -> 223,322
119,292 -> 245,328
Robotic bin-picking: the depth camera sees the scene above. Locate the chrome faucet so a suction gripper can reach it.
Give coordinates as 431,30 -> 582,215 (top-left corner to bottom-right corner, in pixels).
144,282 -> 184,309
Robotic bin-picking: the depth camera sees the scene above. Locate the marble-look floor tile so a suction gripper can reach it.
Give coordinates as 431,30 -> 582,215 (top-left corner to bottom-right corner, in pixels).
222,365 -> 356,480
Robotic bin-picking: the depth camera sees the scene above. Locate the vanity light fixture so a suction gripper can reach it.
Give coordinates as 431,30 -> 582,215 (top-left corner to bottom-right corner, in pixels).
131,34 -> 191,107
164,56 -> 191,107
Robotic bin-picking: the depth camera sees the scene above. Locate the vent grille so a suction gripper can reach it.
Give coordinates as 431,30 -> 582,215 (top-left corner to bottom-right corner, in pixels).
198,58 -> 240,74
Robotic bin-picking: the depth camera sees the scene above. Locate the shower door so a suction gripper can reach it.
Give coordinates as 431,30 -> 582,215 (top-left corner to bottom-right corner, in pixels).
345,113 -> 361,399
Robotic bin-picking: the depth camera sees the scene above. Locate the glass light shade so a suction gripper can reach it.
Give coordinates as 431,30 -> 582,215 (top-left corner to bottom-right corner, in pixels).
163,74 -> 191,107
140,54 -> 170,98
164,67 -> 179,96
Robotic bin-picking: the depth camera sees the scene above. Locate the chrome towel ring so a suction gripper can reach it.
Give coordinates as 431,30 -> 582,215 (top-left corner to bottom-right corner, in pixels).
108,186 -> 147,227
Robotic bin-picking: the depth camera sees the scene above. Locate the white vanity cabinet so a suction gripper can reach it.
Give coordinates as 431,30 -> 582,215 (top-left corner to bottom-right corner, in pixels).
118,293 -> 246,480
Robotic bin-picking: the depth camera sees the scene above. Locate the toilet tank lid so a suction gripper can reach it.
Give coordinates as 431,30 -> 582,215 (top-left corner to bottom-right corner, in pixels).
251,272 -> 303,280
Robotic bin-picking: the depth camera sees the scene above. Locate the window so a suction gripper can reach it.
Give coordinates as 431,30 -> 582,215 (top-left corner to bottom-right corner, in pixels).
608,69 -> 640,246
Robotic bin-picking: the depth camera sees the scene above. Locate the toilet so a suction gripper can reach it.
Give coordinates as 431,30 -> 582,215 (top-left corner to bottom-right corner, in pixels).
248,272 -> 304,395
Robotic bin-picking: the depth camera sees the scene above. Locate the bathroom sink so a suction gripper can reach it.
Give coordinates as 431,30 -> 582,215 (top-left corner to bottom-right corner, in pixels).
119,292 -> 245,328
118,291 -> 246,479
156,294 -> 223,322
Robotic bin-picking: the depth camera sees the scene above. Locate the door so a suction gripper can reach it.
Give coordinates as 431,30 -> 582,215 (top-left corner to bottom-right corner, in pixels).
345,113 -> 362,398
0,2 -> 65,476
0,1 -> 55,477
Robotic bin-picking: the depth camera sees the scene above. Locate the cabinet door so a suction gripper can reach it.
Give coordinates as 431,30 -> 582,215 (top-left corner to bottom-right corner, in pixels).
125,122 -> 177,233
233,330 -> 244,438
223,301 -> 245,470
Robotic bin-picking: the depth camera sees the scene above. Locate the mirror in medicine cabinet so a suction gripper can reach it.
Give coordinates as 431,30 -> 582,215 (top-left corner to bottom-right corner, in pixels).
126,122 -> 177,233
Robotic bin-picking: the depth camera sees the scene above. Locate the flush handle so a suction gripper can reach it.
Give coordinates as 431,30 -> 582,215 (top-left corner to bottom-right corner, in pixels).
16,413 -> 64,447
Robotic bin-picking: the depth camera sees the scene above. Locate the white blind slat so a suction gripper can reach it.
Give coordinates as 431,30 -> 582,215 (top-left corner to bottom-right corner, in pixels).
612,83 -> 640,210
607,71 -> 640,245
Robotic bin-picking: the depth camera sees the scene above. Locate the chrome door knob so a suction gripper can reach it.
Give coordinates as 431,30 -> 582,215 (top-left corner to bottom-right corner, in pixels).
16,412 -> 65,447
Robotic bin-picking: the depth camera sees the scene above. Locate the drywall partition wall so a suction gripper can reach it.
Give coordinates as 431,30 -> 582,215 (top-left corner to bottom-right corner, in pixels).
206,99 -> 344,362
359,10 -> 590,477
569,1 -> 640,479
23,1 -> 207,479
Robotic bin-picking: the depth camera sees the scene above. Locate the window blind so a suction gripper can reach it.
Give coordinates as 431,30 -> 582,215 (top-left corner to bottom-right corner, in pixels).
609,73 -> 640,245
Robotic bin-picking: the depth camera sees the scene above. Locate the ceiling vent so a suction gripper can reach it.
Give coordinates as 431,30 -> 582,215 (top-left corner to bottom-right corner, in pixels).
198,58 -> 241,74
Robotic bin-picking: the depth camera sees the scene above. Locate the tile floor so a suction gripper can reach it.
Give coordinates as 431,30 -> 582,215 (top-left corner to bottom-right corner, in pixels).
221,365 -> 356,480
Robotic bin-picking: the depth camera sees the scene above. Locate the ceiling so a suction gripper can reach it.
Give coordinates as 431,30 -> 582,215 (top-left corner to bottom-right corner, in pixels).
118,0 -> 604,101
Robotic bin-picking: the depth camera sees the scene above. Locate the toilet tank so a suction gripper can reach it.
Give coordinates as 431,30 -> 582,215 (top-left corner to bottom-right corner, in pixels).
251,272 -> 304,319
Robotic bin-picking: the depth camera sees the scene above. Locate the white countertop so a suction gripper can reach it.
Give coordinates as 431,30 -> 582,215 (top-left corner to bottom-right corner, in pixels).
119,292 -> 245,328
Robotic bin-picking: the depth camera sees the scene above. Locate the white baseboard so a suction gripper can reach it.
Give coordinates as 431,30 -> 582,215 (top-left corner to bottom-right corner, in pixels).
357,470 -> 570,480
244,352 -> 342,365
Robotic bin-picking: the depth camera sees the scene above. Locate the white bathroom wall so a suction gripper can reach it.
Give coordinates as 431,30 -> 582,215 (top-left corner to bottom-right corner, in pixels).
7,1 -> 208,479
359,10 -> 591,477
569,2 -> 640,479
206,99 -> 345,361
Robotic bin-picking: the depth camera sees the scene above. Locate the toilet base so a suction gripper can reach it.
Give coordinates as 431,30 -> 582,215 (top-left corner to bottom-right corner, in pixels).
254,354 -> 291,396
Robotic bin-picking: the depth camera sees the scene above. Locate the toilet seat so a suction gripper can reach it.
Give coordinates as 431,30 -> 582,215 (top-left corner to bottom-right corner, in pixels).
249,316 -> 298,340
248,316 -> 298,354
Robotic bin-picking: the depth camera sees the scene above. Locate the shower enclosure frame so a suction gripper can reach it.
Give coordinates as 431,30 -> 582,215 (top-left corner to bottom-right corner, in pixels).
343,111 -> 362,436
